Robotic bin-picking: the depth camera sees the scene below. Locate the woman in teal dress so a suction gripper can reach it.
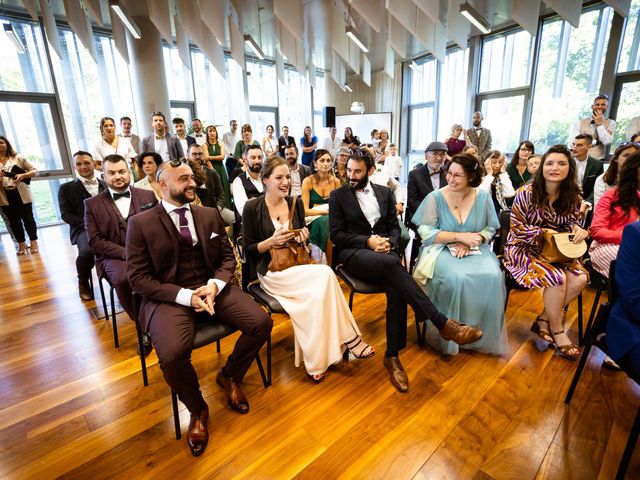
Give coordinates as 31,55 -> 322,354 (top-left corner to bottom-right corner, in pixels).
301,149 -> 341,253
204,125 -> 232,209
412,153 -> 508,356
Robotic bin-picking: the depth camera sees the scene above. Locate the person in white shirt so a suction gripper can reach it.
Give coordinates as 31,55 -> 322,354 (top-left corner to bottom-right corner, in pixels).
570,94 -> 617,160
322,126 -> 342,158
222,120 -> 241,158
173,117 -> 196,157
284,145 -> 311,197
479,150 -> 515,214
118,116 -> 140,153
232,144 -> 264,216
385,143 -> 403,181
261,125 -> 278,156
93,116 -> 137,172
191,118 -> 206,145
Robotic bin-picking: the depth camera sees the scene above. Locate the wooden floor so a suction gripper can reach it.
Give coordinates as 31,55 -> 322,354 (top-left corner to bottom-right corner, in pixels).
1,226 -> 639,480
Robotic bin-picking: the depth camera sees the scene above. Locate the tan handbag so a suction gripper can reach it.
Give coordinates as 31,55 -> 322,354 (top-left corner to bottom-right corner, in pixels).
539,229 -> 587,264
267,197 -> 313,272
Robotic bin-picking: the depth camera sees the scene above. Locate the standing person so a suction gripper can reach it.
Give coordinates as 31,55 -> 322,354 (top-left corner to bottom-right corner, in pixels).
134,152 -> 164,200
479,150 -> 516,214
188,144 -> 234,226
384,144 -> 403,181
243,156 -> 374,382
191,118 -> 207,145
141,111 -> 184,161
261,125 -> 278,156
300,126 -> 318,167
0,135 -> 39,255
93,116 -> 137,172
118,116 -> 140,154
412,154 -> 508,356
126,160 -> 272,457
204,125 -> 231,211
284,145 -> 311,198
329,151 -> 483,392
465,112 -> 492,159
371,129 -> 380,148
506,140 -> 535,191
173,118 -> 196,156
233,124 -> 260,162
322,126 -> 342,159
222,120 -> 240,155
503,145 -> 588,360
593,141 -> 640,206
445,124 -> 466,156
58,151 -> 106,300
277,125 -> 296,157
342,127 -> 360,150
570,94 -> 617,160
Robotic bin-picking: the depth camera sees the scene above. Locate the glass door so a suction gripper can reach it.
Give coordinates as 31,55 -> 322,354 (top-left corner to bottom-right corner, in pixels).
249,106 -> 279,143
611,74 -> 640,145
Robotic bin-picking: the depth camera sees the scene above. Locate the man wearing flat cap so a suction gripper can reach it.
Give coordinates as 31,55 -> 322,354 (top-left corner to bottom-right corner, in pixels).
406,141 -> 448,225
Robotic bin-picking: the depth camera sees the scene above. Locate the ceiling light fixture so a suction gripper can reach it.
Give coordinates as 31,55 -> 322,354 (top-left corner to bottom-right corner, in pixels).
408,60 -> 419,72
344,84 -> 353,92
345,25 -> 369,53
350,101 -> 365,114
244,34 -> 265,60
3,23 -> 25,53
109,0 -> 141,39
460,2 -> 491,34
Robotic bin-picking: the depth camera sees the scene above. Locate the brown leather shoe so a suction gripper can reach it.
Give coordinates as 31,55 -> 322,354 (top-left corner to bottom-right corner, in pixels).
216,371 -> 249,414
383,356 -> 409,393
78,280 -> 94,301
187,408 -> 209,457
439,319 -> 483,345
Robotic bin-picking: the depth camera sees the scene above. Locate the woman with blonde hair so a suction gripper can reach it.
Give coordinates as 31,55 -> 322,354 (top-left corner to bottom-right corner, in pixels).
445,124 -> 466,156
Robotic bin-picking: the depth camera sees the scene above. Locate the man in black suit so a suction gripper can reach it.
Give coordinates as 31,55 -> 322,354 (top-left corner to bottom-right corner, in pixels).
188,143 -> 234,225
173,117 -> 196,157
58,151 -> 106,300
329,151 -> 482,393
571,133 -> 604,209
141,111 -> 184,161
277,125 -> 297,157
406,141 -> 448,226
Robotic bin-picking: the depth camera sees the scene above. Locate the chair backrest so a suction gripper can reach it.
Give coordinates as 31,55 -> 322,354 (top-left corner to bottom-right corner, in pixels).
493,209 -> 511,256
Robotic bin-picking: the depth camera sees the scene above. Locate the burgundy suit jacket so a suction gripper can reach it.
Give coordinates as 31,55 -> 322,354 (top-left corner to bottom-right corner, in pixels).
126,203 -> 236,330
84,187 -> 157,269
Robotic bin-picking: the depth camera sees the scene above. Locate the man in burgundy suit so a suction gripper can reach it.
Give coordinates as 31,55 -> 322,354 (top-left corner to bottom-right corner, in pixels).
84,154 -> 157,352
126,160 -> 272,457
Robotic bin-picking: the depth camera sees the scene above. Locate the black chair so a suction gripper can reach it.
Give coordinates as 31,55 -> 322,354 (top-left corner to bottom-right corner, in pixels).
564,260 -> 640,479
97,268 -> 119,348
170,321 -> 270,440
495,209 -> 584,343
582,259 -> 608,344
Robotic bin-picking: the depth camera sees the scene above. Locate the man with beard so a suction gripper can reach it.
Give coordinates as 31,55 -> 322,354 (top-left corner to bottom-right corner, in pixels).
126,160 -> 272,457
465,112 -> 492,159
570,94 -> 617,160
284,144 -> 311,197
84,154 -> 157,352
191,118 -> 206,146
329,151 -> 483,393
231,144 -> 264,216
141,111 -> 184,162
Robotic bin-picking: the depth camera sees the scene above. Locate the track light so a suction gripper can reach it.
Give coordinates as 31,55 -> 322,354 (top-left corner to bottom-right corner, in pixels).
345,25 -> 368,53
460,2 -> 491,34
109,0 -> 141,39
3,23 -> 25,53
344,84 -> 353,92
244,34 -> 265,60
408,60 -> 419,72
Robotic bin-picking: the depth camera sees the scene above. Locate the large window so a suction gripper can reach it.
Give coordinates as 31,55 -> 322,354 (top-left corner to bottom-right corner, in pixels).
191,49 -> 230,128
163,45 -> 194,102
617,0 -> 640,73
312,71 -> 327,133
280,67 -> 309,140
529,5 -> 613,152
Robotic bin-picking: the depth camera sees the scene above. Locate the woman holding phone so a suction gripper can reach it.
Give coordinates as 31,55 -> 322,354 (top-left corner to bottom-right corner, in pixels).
242,156 -> 374,382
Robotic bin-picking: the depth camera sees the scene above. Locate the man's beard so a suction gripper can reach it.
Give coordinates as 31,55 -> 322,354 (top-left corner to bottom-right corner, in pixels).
349,175 -> 368,191
287,156 -> 297,166
170,186 -> 195,204
249,163 -> 262,173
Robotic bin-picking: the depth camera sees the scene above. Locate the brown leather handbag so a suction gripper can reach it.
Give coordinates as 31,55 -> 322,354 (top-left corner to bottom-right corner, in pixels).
539,228 -> 587,264
267,197 -> 313,272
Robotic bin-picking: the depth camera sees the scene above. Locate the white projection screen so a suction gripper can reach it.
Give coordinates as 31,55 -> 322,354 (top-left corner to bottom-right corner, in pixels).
335,112 -> 392,144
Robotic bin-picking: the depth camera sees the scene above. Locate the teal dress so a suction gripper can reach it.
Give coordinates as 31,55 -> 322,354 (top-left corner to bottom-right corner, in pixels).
412,189 -> 508,355
308,188 -> 330,251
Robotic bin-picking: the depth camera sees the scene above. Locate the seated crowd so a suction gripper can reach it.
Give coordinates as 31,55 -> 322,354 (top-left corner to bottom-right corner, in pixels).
1,93 -> 639,458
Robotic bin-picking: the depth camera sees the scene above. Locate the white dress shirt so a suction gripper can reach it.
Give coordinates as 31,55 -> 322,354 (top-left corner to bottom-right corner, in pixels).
574,157 -> 588,184
323,135 -> 343,158
177,136 -> 189,157
289,165 -> 303,197
428,166 -> 442,190
81,177 -> 100,197
223,131 -> 241,156
109,188 -> 131,218
193,132 -> 206,145
355,181 -> 381,227
369,163 -> 405,204
161,199 -> 226,306
154,136 -> 169,162
232,174 -> 264,216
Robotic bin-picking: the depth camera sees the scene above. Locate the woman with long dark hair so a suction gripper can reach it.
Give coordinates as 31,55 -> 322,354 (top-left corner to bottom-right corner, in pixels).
589,151 -> 640,277
592,141 -> 640,206
503,145 -> 589,360
204,125 -> 232,210
300,126 -> 318,167
0,135 -> 39,255
506,140 -> 535,190
342,127 -> 360,150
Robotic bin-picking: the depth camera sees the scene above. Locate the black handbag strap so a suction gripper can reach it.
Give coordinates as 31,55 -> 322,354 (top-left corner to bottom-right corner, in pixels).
288,196 -> 296,228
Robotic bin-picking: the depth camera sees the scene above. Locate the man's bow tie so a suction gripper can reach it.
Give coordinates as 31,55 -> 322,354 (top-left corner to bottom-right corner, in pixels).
113,191 -> 130,200
195,134 -> 203,137
83,179 -> 98,185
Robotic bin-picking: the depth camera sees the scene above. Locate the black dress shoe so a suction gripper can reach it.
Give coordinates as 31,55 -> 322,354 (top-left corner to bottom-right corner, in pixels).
78,280 -> 94,301
187,408 -> 209,457
216,371 -> 249,413
136,333 -> 153,357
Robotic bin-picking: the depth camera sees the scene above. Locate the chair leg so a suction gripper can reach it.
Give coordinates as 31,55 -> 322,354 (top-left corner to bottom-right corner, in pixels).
137,328 -> 148,387
584,284 -> 603,343
98,276 -> 108,322
171,390 -> 181,440
267,337 -> 272,386
255,352 -> 269,388
577,293 -> 584,346
616,404 -> 640,480
416,318 -> 426,346
109,285 -> 119,348
348,290 -> 355,311
564,341 -> 593,405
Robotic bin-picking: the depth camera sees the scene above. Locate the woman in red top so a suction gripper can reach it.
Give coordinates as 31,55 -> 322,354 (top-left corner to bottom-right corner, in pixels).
589,151 -> 640,277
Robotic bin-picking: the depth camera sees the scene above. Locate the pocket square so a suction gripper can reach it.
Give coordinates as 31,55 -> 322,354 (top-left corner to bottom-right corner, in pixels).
210,232 -> 219,239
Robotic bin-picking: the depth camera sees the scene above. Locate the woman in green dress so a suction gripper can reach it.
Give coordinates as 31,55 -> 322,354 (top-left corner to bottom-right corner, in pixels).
506,140 -> 535,191
204,125 -> 232,209
301,149 -> 341,256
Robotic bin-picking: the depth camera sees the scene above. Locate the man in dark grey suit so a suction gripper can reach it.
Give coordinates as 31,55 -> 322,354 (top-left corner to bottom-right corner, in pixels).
141,111 -> 184,161
58,151 -> 106,300
284,144 -> 311,197
329,151 -> 482,393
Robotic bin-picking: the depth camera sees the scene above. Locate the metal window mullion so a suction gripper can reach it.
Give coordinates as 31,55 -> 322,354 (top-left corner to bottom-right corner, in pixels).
588,8 -> 610,92
502,34 -> 514,90
553,20 -> 571,98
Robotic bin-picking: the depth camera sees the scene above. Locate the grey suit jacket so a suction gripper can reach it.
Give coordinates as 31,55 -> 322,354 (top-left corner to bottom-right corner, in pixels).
466,127 -> 492,159
141,133 -> 184,161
